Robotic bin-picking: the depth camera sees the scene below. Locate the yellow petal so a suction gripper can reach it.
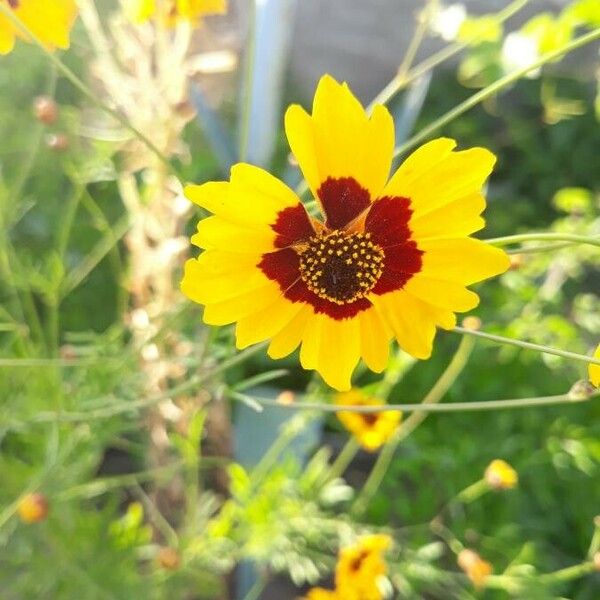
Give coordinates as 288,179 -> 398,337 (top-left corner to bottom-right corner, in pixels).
0,17 -> 16,54
203,281 -> 282,325
13,0 -> 78,50
300,314 -> 361,391
235,297 -> 304,349
185,163 -> 300,232
419,238 -> 510,285
404,275 -> 480,312
181,256 -> 268,305
385,140 -> 495,218
589,343 -> 600,387
410,192 -> 486,240
359,306 -> 391,373
268,305 -> 312,359
191,216 -> 275,253
370,291 -> 438,359
285,75 -> 394,201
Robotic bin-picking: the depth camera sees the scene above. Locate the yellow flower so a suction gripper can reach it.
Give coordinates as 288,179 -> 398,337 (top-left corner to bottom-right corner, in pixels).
458,549 -> 493,589
335,535 -> 391,600
181,74 -> 510,391
484,459 -> 518,490
17,492 -> 49,523
125,0 -> 227,26
0,0 -> 77,55
336,389 -> 401,452
589,343 -> 600,387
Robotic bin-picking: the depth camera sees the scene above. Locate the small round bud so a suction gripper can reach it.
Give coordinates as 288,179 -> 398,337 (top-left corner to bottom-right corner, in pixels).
33,96 -> 58,125
46,133 -> 69,152
509,254 -> 525,270
568,380 -> 595,402
277,390 -> 295,405
157,546 -> 181,570
457,549 -> 492,589
461,316 -> 482,331
484,459 -> 518,490
18,493 -> 49,523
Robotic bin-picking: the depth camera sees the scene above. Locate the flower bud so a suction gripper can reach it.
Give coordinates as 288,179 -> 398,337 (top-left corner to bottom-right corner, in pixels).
18,492 -> 49,523
457,549 -> 492,588
157,546 -> 181,570
484,459 -> 518,490
593,552 -> 600,572
509,254 -> 524,270
46,133 -> 69,152
33,96 -> 58,125
277,390 -> 295,405
461,316 -> 481,331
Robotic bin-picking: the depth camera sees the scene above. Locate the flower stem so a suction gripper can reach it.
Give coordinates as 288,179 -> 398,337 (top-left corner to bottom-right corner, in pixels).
538,561 -> 596,585
394,26 -> 600,159
352,336 -> 475,515
0,4 -> 176,177
370,0 -> 530,109
453,326 -> 600,367
324,438 -> 360,483
486,232 -> 600,249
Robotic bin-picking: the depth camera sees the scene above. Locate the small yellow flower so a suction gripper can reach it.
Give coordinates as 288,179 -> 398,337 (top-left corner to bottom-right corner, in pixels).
484,459 -> 518,490
181,75 -> 509,391
0,0 -> 77,55
457,548 -> 492,589
335,535 -> 391,600
589,343 -> 600,387
125,0 -> 227,26
17,492 -> 49,523
336,390 -> 401,452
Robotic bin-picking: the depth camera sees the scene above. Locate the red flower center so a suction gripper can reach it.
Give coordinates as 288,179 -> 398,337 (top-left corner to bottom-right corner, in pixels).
299,230 -> 384,305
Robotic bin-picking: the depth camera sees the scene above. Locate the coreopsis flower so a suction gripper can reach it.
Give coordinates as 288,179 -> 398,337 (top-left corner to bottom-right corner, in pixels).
17,492 -> 49,523
0,0 -> 77,55
589,343 -> 600,387
457,548 -> 492,589
304,589 -> 339,600
336,389 -> 401,452
125,0 -> 227,26
484,459 -> 518,490
336,535 -> 391,600
181,75 -> 509,390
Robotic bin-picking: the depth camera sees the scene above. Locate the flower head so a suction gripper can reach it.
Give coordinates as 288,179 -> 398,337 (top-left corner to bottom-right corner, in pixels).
0,0 -> 77,55
125,0 -> 227,26
589,343 -> 600,387
336,389 -> 401,452
181,75 -> 509,390
484,459 -> 518,490
304,589 -> 339,600
457,548 -> 492,589
17,492 -> 49,523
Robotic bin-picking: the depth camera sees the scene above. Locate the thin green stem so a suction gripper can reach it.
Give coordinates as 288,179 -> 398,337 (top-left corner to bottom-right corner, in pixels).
324,438 -> 360,483
453,326 -> 600,366
538,561 -> 596,585
506,241 -> 575,255
486,232 -> 600,249
369,0 -> 530,109
238,0 -> 257,162
352,336 -> 474,515
393,27 -> 600,159
454,478 -> 488,504
240,574 -> 268,600
0,5 -> 176,177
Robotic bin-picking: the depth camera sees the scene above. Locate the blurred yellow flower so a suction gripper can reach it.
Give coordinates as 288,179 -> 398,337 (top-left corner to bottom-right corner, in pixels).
17,492 -> 49,523
589,343 -> 600,387
304,535 -> 391,600
336,535 -> 391,600
336,390 -> 401,452
125,0 -> 227,26
0,0 -> 77,55
484,459 -> 518,490
457,548 -> 492,589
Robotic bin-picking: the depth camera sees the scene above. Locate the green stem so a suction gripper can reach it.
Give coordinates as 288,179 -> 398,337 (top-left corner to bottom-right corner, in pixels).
455,478 -> 489,504
369,0 -> 530,109
0,5 -> 176,177
324,438 -> 360,483
238,0 -> 257,162
240,574 -> 268,600
486,232 -> 600,249
506,241 -> 575,255
393,27 -> 600,159
453,326 -> 600,366
352,336 -> 475,515
538,561 -> 596,585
